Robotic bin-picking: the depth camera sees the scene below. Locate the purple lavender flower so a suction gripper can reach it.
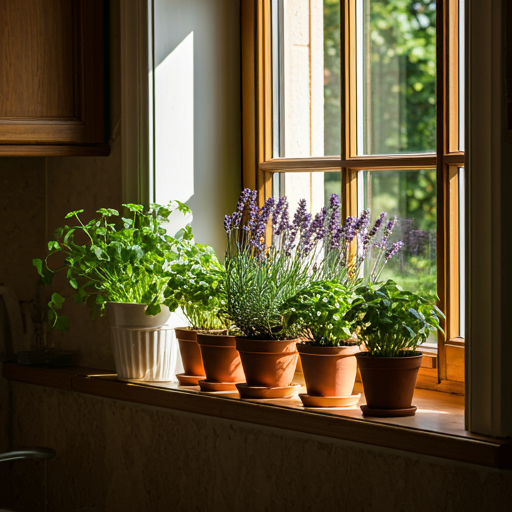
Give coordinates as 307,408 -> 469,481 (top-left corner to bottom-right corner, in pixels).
272,196 -> 287,233
363,212 -> 386,247
354,209 -> 371,237
385,240 -> 404,260
327,195 -> 341,249
253,197 -> 275,242
344,216 -> 357,243
285,199 -> 309,254
246,190 -> 259,232
224,215 -> 232,234
236,188 -> 252,213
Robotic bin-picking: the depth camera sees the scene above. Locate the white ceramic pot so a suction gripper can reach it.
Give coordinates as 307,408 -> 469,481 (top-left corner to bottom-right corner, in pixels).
110,325 -> 178,382
106,303 -> 171,328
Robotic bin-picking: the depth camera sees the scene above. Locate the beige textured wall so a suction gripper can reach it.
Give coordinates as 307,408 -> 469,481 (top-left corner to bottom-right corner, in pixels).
43,0 -> 122,371
0,0 -> 121,498
2,381 -> 512,512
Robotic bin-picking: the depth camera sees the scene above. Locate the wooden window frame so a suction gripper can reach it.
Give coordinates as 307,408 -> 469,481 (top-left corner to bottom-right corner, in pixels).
241,0 -> 465,394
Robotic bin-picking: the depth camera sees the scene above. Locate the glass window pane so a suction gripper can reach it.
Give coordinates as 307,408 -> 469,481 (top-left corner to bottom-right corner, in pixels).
272,171 -> 342,212
357,0 -> 437,155
273,0 -> 341,158
359,169 -> 437,298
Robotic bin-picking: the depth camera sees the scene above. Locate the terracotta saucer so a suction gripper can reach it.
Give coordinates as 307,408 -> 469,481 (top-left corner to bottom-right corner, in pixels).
299,393 -> 360,408
197,390 -> 240,398
198,380 -> 243,392
360,405 -> 417,417
236,383 -> 301,399
176,373 -> 206,386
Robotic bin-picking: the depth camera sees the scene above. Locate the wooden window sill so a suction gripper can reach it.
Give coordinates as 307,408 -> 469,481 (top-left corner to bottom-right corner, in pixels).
2,362 -> 511,469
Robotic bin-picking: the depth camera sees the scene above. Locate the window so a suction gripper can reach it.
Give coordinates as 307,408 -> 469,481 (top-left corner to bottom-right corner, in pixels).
242,0 -> 465,392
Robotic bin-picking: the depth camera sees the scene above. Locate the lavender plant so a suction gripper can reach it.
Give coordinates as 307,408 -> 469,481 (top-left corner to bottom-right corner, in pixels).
223,189 -> 405,340
224,191 -> 325,340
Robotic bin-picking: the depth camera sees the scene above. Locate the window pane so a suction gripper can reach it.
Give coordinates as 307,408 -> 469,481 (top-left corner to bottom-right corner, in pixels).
357,0 -> 437,155
273,0 -> 341,158
272,171 -> 342,212
359,169 -> 437,298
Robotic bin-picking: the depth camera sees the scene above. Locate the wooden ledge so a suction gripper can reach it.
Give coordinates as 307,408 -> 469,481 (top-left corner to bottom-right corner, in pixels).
3,362 -> 511,469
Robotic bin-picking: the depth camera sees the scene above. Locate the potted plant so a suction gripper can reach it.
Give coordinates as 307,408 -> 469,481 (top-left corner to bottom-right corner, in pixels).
280,280 -> 362,407
347,279 -> 445,417
33,202 -> 194,382
279,205 -> 404,407
223,189 -> 332,398
165,245 -> 244,389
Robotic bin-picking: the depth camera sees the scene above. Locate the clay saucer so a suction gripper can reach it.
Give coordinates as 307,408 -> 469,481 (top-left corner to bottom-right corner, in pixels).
176,373 -> 206,386
299,393 -> 360,408
236,383 -> 301,399
360,405 -> 417,417
198,380 -> 243,392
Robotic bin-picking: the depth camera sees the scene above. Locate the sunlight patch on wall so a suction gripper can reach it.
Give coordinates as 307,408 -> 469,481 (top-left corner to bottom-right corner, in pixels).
155,31 -> 195,234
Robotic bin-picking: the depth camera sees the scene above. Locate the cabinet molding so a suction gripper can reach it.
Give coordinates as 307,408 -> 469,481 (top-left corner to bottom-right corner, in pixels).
0,0 -> 109,156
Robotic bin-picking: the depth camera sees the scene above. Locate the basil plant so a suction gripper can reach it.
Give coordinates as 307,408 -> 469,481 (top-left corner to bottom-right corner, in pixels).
34,202 -> 194,331
345,280 -> 445,357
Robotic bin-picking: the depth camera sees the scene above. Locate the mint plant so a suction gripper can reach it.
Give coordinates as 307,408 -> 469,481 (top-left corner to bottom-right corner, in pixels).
34,202 -> 194,331
165,243 -> 227,330
345,279 -> 445,357
280,280 -> 361,347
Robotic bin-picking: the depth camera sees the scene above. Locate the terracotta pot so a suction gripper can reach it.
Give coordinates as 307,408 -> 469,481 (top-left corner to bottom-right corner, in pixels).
235,338 -> 298,388
298,344 -> 360,397
356,352 -> 422,409
197,333 -> 245,383
175,328 -> 205,376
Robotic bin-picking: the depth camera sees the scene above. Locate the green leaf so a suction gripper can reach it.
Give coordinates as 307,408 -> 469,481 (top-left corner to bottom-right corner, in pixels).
145,303 -> 161,316
56,315 -> 70,332
48,241 -> 60,251
51,293 -> 65,310
97,208 -> 119,217
90,245 -> 103,259
33,258 -> 43,277
65,209 -> 84,219
123,203 -> 144,213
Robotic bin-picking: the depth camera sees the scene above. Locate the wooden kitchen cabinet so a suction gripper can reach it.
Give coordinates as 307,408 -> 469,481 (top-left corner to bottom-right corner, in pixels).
0,0 -> 109,156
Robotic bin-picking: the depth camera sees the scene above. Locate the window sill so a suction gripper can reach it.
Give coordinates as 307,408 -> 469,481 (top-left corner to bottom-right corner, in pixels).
2,362 -> 510,469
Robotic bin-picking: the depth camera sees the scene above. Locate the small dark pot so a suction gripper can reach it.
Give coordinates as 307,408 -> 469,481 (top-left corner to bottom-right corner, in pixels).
356,352 -> 422,410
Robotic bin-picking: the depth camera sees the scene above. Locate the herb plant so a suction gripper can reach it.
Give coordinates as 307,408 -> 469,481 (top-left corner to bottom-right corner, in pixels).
280,280 -> 361,347
345,279 -> 445,357
34,202 -> 193,330
165,243 -> 227,330
224,190 -> 324,340
223,188 -> 405,341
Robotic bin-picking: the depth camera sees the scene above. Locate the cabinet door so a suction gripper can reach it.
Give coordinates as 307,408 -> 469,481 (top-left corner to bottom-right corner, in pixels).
0,0 -> 108,156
